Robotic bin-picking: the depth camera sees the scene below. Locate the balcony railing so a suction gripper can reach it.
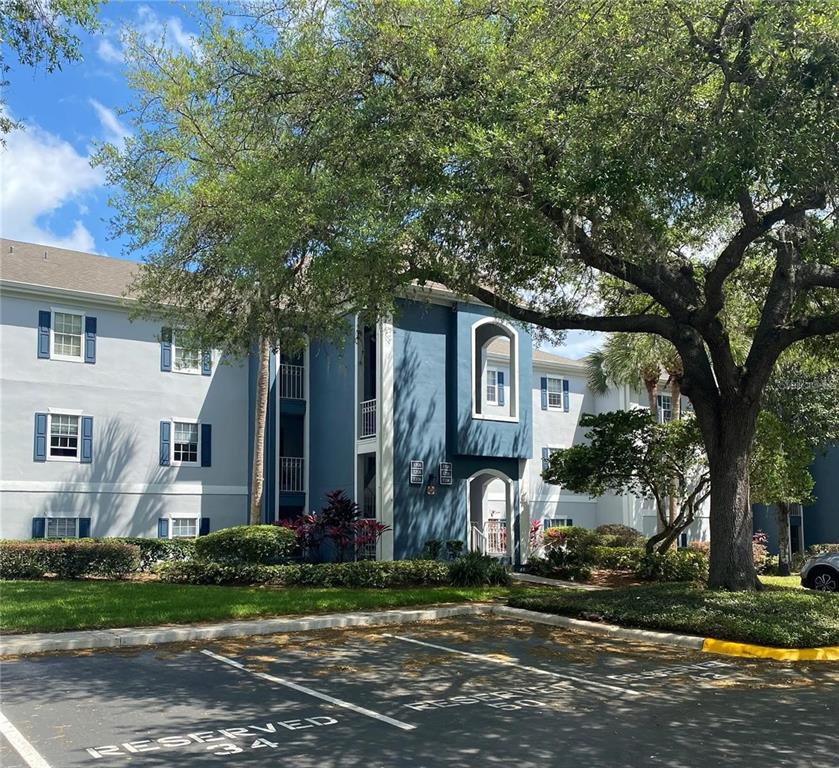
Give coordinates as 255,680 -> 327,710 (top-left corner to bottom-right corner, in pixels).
279,457 -> 305,492
359,398 -> 377,439
280,364 -> 305,399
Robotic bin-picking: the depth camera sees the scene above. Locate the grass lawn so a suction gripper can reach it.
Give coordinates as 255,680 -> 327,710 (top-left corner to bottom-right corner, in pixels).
509,582 -> 839,648
0,581 -> 514,634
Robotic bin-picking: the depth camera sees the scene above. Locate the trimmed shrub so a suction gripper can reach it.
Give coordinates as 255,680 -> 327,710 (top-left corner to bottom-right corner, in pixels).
636,549 -> 708,583
448,552 -> 511,587
808,543 -> 839,556
594,525 -> 645,548
96,538 -> 194,570
526,554 -> 592,582
158,558 -> 453,588
589,546 -> 644,571
0,540 -> 140,580
194,525 -> 296,565
536,526 -> 598,580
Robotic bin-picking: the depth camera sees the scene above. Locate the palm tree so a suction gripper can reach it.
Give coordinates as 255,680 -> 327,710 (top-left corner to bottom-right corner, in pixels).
587,334 -> 685,544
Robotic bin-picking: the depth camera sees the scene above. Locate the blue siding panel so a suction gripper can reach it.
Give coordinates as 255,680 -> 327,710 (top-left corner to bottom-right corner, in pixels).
308,325 -> 355,514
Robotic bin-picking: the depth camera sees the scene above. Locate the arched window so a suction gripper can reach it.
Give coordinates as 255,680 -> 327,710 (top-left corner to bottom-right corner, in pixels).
472,318 -> 518,421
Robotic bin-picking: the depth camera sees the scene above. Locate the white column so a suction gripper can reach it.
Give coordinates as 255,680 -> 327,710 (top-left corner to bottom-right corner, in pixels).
378,317 -> 395,560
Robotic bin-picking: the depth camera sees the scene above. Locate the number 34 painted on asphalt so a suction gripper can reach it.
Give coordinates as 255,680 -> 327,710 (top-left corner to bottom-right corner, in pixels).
210,738 -> 282,756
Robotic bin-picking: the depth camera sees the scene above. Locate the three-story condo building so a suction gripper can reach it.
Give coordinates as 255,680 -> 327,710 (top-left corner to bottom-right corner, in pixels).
1,239 -> 718,560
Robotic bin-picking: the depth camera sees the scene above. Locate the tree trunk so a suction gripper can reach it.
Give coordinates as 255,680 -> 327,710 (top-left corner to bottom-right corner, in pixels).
706,418 -> 760,590
777,501 -> 791,577
249,336 -> 271,526
666,378 -> 682,549
645,378 -> 658,417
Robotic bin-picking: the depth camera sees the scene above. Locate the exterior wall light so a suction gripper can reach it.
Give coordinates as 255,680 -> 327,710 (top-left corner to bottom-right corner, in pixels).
425,474 -> 437,496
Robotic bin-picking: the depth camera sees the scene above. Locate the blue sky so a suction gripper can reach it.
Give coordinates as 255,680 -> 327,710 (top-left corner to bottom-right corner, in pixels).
0,0 -> 600,358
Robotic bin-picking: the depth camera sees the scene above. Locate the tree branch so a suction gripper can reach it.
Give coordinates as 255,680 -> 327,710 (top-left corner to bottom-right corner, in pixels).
798,263 -> 839,291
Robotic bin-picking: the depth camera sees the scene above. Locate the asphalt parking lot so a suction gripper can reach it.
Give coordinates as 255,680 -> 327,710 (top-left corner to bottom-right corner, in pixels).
1,615 -> 838,768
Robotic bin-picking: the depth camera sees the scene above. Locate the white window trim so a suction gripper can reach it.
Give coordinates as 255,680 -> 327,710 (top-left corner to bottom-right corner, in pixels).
50,306 -> 85,363
46,411 -> 83,463
45,517 -> 80,539
172,332 -> 203,375
485,368 -> 500,405
657,393 -> 673,423
543,517 -> 573,529
170,417 -> 201,466
167,514 -> 200,539
470,317 -> 520,423
546,376 -> 566,411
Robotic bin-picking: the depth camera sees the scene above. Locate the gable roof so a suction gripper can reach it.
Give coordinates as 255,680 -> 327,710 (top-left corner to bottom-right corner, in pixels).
485,337 -> 586,367
0,239 -> 138,299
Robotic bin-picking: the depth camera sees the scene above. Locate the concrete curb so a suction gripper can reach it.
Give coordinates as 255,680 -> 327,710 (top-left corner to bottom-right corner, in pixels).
510,573 -> 606,590
0,604 -> 490,656
3,601 -> 836,662
489,605 -> 706,649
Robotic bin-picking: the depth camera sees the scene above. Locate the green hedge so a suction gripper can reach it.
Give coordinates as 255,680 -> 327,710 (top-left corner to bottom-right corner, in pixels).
448,552 -> 511,586
636,549 -> 708,582
194,525 -> 296,565
158,558 -> 454,588
589,546 -> 644,570
97,538 -> 195,570
0,540 -> 140,580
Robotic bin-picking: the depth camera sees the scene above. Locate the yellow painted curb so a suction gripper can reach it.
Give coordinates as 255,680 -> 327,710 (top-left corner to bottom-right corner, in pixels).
702,637 -> 839,662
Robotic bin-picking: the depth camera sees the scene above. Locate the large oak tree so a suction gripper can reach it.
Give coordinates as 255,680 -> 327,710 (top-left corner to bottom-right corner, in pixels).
103,0 -> 838,589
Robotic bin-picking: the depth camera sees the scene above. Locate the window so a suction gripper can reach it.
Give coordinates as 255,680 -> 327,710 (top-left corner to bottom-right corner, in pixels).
543,517 -> 573,529
486,369 -> 499,404
49,414 -> 79,459
173,332 -> 202,373
541,447 -> 561,471
170,517 -> 198,538
53,310 -> 83,360
46,518 -> 78,539
657,393 -> 672,423
173,422 -> 199,463
547,377 -> 564,409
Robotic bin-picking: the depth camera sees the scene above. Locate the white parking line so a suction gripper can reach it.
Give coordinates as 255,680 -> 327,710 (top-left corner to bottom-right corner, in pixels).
200,649 -> 416,731
382,634 -> 642,697
0,709 -> 52,768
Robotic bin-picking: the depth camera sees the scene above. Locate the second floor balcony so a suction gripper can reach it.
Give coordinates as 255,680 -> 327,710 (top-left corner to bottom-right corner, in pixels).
359,398 -> 376,439
279,456 -> 305,492
280,363 -> 305,400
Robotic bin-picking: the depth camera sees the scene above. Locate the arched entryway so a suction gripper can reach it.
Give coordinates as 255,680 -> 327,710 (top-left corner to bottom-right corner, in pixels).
466,469 -> 513,560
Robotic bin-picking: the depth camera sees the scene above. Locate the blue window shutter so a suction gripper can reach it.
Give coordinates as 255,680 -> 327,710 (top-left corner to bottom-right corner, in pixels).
201,351 -> 212,376
540,377 -> 548,410
80,416 -> 93,464
199,517 -> 210,536
38,310 -> 51,358
84,316 -> 97,363
32,517 -> 46,539
562,379 -> 570,412
160,327 -> 172,372
201,423 -> 212,467
34,413 -> 48,461
78,518 -> 91,538
157,518 -> 169,538
497,371 -> 505,406
541,446 -> 550,472
159,421 -> 171,466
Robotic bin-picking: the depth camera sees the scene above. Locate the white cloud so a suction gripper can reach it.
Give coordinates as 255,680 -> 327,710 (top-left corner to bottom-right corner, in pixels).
97,38 -> 124,64
0,121 -> 104,251
90,99 -> 131,147
96,5 -> 197,65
